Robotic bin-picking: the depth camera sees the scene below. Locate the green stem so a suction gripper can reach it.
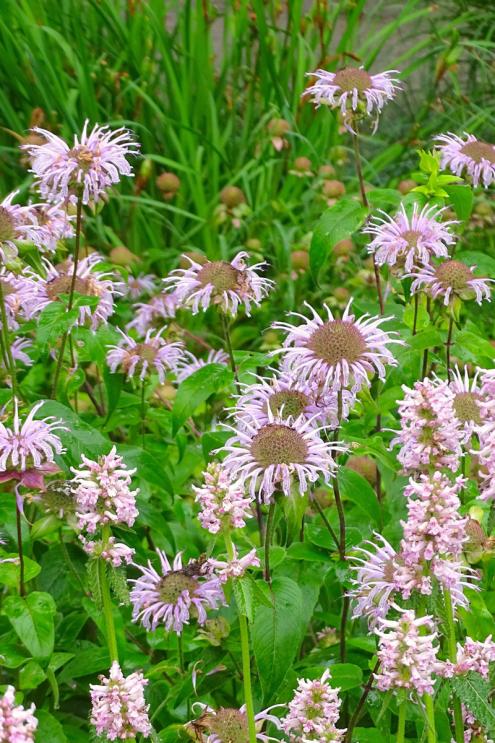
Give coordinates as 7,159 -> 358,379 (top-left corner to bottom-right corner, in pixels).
99,525 -> 119,664
264,500 -> 276,584
446,313 -> 454,380
51,195 -> 83,397
221,310 -> 240,394
444,588 -> 464,743
140,380 -> 146,449
224,531 -> 257,743
396,701 -> 406,743
423,693 -> 436,743
15,494 -> 25,596
177,633 -> 185,673
0,279 -> 18,400
312,497 -> 339,551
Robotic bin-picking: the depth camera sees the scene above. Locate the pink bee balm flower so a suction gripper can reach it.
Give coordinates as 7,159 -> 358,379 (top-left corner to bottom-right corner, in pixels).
176,349 -> 229,384
272,300 -> 401,394
28,201 -> 74,253
0,191 -> 44,262
206,546 -> 260,583
192,462 -> 254,534
26,254 -> 122,329
375,607 -> 440,696
70,446 -> 139,533
476,422 -> 495,502
392,377 -> 463,473
235,371 -> 355,431
0,269 -> 39,330
281,669 -> 345,742
220,408 -> 343,503
106,328 -> 184,383
363,203 -> 457,273
305,66 -> 400,132
163,251 -> 273,316
0,400 -> 65,489
439,636 -> 495,680
0,685 -> 38,742
23,120 -> 139,205
129,550 -> 225,634
429,557 -> 479,611
435,132 -> 495,188
10,339 -> 33,368
190,702 -> 282,742
408,260 -> 493,306
124,273 -> 156,300
80,535 -> 135,567
348,533 -> 400,627
90,661 -> 151,740
126,291 -> 179,336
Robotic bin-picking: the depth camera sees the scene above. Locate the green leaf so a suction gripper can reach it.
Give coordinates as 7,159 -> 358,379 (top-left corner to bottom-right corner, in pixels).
35,710 -> 68,743
310,199 -> 367,279
338,468 -> 381,525
57,645 -> 110,684
0,555 -> 41,588
19,660 -> 46,690
233,574 -> 273,623
445,185 -> 473,220
252,576 -> 305,703
36,302 -> 79,349
172,363 -> 234,434
119,445 -> 174,496
2,592 -> 56,660
457,251 -> 495,277
366,188 -> 402,211
451,673 -> 495,734
35,400 -> 108,466
327,663 -> 363,690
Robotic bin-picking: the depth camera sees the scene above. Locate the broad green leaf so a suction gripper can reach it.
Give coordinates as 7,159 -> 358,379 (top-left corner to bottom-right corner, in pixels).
172,363 -> 234,434
57,645 -> 110,684
35,710 -> 68,743
233,575 -> 273,623
366,188 -> 402,211
19,660 -> 46,690
327,663 -> 363,690
0,555 -> 41,588
119,445 -> 174,496
310,199 -> 367,279
452,673 -> 495,734
287,541 -> 330,561
3,592 -> 56,660
35,400 -> 108,467
457,251 -> 495,277
338,468 -> 381,525
444,184 -> 473,221
252,576 -> 305,703
201,430 -> 230,460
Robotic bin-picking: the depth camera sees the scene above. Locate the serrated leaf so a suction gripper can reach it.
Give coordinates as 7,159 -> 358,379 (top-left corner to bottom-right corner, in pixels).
172,363 -> 234,434
310,199 -> 367,279
233,574 -> 273,623
2,592 -> 56,660
451,673 -> 495,734
109,566 -> 130,605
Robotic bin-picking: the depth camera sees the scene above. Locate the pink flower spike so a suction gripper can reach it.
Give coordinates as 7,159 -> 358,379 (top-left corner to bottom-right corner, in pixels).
193,462 -> 254,534
90,661 -> 151,740
281,668 -> 345,741
0,685 -> 38,742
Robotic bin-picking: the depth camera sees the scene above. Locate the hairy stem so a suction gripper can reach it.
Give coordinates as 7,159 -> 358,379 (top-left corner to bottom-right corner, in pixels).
264,500 -> 276,584
221,310 -> 240,394
15,494 -> 25,596
396,701 -> 406,743
99,525 -> 119,663
444,588 -> 464,743
423,693 -> 437,743
446,313 -> 454,380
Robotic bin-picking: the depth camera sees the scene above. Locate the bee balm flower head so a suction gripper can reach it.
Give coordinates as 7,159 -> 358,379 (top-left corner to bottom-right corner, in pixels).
408,260 -> 493,306
90,661 -> 151,740
435,132 -> 495,188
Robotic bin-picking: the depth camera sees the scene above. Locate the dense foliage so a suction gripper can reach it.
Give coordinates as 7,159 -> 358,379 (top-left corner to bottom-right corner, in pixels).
1,2 -> 495,743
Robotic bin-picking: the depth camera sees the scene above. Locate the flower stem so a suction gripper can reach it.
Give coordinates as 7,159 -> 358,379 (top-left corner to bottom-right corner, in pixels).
177,633 -> 185,673
224,531 -> 257,743
444,588 -> 464,743
396,701 -> 406,743
99,525 -> 119,663
264,500 -> 276,584
332,392 -> 346,561
345,660 -> 380,742
412,293 -> 419,336
0,280 -> 18,400
446,313 -> 454,380
221,310 -> 240,394
52,195 -> 83,397
15,494 -> 25,596
140,380 -> 146,449
351,125 -> 384,315
423,693 -> 437,743
312,496 -> 339,551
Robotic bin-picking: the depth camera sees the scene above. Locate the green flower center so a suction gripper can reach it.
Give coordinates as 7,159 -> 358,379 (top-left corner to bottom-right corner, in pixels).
307,319 -> 366,365
208,708 -> 249,743
268,390 -> 309,418
435,260 -> 472,290
198,261 -> 240,292
46,273 -> 101,301
401,229 -> 422,248
453,391 -> 482,424
71,145 -> 95,171
461,141 -> 495,165
159,572 -> 198,604
135,343 -> 157,363
0,207 -> 15,243
333,67 -> 373,93
250,423 -> 308,467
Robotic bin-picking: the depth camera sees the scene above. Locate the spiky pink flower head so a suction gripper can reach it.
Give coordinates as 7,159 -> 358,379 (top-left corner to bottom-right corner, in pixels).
0,191 -> 44,262
124,273 -> 156,300
192,462 -> 254,534
392,377 -> 463,473
478,368 -> 495,422
80,535 -> 135,567
281,669 -> 345,742
348,533 -> 400,627
441,366 -> 484,443
206,546 -> 260,583
220,407 -> 343,503
363,204 -> 457,273
429,557 -> 479,611
5,339 -> 33,370
71,446 -> 138,534
190,702 -> 282,742
272,300 -> 401,394
439,636 -> 495,680
408,260 -> 493,306
451,705 -> 493,743
90,661 -> 151,740
305,66 -> 400,132
235,371 -> 355,431
435,132 -> 495,188
28,201 -> 74,253
476,421 -> 495,502
375,606 -> 440,696
106,328 -> 184,383
0,685 -> 38,742
400,472 -> 467,564
0,399 -> 65,489
26,254 -> 122,329
129,550 -> 225,634
163,252 -> 273,317
176,349 -> 229,385
0,269 -> 39,330
23,120 -> 139,204
126,291 -> 179,336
